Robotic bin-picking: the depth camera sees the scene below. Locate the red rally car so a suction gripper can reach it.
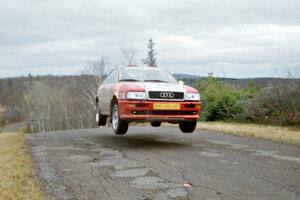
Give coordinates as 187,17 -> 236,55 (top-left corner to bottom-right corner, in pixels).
96,65 -> 201,135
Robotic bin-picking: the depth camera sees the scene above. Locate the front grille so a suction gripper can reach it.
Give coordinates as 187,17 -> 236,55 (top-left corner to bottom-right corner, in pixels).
148,91 -> 184,100
132,110 -> 196,115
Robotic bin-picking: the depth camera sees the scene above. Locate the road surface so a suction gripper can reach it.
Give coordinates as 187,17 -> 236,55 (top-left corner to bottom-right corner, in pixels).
27,126 -> 300,200
0,122 -> 24,133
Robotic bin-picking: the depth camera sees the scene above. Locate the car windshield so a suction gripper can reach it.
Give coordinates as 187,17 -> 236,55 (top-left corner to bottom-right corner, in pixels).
119,68 -> 177,83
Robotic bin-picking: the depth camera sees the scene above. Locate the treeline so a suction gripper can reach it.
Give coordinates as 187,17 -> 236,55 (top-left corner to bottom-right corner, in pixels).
0,75 -> 98,132
1,73 -> 299,133
197,77 -> 300,126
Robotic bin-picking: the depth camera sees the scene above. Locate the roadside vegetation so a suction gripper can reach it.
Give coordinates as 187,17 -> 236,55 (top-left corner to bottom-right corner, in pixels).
197,77 -> 260,122
195,75 -> 300,144
197,75 -> 300,127
0,73 -> 101,133
0,131 -> 43,200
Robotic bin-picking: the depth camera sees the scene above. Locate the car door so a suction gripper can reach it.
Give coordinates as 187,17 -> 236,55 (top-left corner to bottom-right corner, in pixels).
97,81 -> 107,114
105,70 -> 119,114
99,69 -> 118,115
98,71 -> 113,115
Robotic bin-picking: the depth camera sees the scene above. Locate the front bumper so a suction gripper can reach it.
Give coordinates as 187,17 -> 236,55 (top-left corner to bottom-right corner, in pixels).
118,100 -> 201,122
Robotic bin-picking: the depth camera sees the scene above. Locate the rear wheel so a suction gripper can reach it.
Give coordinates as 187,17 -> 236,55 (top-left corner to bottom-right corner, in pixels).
96,102 -> 107,126
150,121 -> 161,127
112,102 -> 128,135
179,121 -> 197,133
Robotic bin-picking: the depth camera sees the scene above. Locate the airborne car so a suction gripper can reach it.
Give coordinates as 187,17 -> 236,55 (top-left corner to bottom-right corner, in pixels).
96,65 -> 201,135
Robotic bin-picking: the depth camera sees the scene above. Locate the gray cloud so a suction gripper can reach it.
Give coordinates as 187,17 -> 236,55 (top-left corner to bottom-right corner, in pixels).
0,0 -> 300,78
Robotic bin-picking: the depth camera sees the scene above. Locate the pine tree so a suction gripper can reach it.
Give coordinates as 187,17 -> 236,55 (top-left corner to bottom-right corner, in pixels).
142,39 -> 157,66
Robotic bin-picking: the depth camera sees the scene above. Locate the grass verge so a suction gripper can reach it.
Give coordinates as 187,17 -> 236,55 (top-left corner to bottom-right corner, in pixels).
197,122 -> 300,145
0,132 -> 44,200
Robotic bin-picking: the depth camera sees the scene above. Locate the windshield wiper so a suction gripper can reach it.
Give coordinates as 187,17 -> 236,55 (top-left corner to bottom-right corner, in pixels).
119,78 -> 140,82
144,79 -> 167,82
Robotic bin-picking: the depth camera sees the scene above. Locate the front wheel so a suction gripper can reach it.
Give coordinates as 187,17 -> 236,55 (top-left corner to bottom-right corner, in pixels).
179,121 -> 197,133
112,102 -> 128,135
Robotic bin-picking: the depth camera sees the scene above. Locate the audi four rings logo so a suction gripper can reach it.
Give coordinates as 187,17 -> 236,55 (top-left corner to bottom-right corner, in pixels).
160,92 -> 175,98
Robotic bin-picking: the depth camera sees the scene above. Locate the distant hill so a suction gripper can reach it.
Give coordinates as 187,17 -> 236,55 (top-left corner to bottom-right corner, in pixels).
173,73 -> 298,88
218,78 -> 297,88
173,74 -> 203,80
173,74 -> 202,86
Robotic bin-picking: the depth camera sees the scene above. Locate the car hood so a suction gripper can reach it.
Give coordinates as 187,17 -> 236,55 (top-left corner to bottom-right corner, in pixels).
119,82 -> 198,93
139,82 -> 185,93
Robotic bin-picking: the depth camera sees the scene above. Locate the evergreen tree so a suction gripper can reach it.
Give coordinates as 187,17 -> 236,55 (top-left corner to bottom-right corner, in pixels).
142,39 -> 157,66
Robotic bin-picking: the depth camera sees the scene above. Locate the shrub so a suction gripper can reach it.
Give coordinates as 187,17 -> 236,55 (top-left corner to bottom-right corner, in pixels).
197,77 -> 259,121
242,80 -> 300,126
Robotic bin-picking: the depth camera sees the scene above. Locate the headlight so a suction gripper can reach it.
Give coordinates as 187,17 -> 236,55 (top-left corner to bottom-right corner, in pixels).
185,93 -> 200,101
126,92 -> 147,100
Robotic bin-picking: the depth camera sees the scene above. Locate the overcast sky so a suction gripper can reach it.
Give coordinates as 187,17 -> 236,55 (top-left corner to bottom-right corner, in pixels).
1,0 -> 300,78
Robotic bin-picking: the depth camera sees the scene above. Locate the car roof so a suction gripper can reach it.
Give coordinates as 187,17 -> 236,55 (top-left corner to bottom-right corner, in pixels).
119,65 -> 163,71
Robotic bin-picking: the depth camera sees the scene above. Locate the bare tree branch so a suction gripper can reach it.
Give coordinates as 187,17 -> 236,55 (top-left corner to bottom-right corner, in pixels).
122,45 -> 137,65
79,57 -> 109,109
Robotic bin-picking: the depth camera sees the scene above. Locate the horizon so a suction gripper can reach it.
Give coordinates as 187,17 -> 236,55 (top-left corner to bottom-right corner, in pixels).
1,69 -> 299,80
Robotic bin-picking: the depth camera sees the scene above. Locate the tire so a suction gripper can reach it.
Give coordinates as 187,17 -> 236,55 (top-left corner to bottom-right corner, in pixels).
179,121 -> 197,133
112,102 -> 128,135
150,121 -> 161,127
96,102 -> 107,126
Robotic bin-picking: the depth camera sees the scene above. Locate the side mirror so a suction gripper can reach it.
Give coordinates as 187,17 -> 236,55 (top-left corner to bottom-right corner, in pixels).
178,80 -> 184,85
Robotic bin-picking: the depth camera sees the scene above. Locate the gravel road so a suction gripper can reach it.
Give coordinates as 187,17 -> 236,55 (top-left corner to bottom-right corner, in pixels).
27,126 -> 300,200
0,122 -> 24,133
